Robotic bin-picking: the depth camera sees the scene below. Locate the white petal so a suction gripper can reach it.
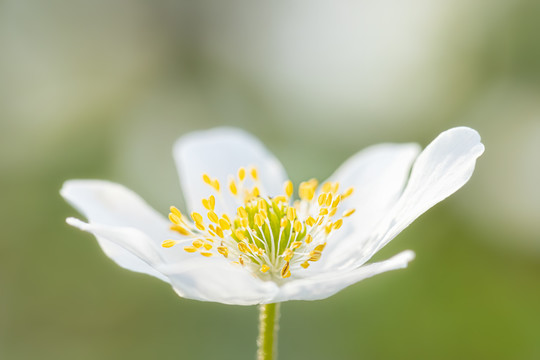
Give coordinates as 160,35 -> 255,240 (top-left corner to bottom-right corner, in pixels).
157,260 -> 279,305
61,180 -> 188,279
316,143 -> 420,271
60,180 -> 171,242
360,127 -> 484,263
173,127 -> 288,215
269,250 -> 415,302
66,218 -> 169,282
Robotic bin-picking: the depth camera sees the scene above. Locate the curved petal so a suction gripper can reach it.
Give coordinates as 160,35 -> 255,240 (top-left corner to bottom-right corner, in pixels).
66,218 -> 169,282
313,143 -> 420,272
359,127 -> 484,264
173,127 -> 288,215
269,250 -> 415,302
157,260 -> 280,305
60,180 -> 171,243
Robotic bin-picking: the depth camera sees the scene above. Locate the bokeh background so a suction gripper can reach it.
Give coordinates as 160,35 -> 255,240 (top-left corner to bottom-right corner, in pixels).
1,1 -> 540,359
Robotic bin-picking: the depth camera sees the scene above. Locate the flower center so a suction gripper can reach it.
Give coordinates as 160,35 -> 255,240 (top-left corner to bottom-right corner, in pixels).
162,167 -> 355,280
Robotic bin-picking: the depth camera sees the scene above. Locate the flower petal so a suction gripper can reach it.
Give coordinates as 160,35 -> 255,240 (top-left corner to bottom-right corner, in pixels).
359,127 -> 484,264
66,218 -> 169,282
61,180 -> 171,242
269,250 -> 415,302
173,127 -> 288,215
313,143 -> 420,272
157,260 -> 280,305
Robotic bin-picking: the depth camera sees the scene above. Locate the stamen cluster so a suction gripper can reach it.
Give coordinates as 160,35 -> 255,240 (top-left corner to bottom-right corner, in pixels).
162,167 -> 355,280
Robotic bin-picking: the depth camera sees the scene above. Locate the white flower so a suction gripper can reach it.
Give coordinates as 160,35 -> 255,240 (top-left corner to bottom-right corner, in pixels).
61,127 -> 484,305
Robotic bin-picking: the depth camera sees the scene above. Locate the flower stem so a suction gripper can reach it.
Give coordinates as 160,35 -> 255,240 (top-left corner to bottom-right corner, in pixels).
257,303 -> 280,360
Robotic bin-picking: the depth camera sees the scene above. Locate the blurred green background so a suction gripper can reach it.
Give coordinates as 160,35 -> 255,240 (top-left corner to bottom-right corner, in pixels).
1,1 -> 540,359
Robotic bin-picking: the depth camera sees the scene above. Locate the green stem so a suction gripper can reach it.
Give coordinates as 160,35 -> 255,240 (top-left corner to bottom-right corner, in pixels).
257,303 -> 280,360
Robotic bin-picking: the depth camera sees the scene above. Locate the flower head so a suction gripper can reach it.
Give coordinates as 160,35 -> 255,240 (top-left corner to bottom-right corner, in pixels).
61,127 -> 484,305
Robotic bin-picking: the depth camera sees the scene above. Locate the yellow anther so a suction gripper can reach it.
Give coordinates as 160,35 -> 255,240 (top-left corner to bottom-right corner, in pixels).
308,244 -> 326,261
342,187 -> 354,199
235,230 -> 246,241
241,218 -> 249,228
170,224 -> 190,235
331,182 -> 340,193
318,193 -> 327,206
309,251 -> 322,262
217,246 -> 229,258
299,181 -> 316,201
161,240 -> 177,248
229,179 -> 238,195
273,195 -> 287,203
202,198 -> 211,210
333,219 -> 343,230
170,206 -> 182,219
200,252 -> 213,257
239,256 -> 245,266
238,167 -> 246,181
305,234 -> 313,244
254,213 -> 264,227
238,242 -> 249,253
184,246 -> 198,253
211,179 -> 220,192
203,242 -> 212,251
321,182 -> 333,193
294,220 -> 302,233
306,216 -> 316,227
237,206 -> 248,218
208,211 -> 219,224
287,207 -> 296,221
209,195 -> 215,209
319,208 -> 328,216
191,212 -> 203,224
284,180 -> 293,198
215,226 -> 224,238
259,209 -> 267,220
202,173 -> 212,185
281,262 -> 291,278
280,217 -> 288,228
325,193 -> 333,207
219,218 -> 231,230
291,241 -> 302,249
329,208 -> 337,217
283,249 -> 294,262
250,167 -> 258,180
317,216 -> 325,225
169,213 -> 181,225
222,213 -> 231,223
343,209 -> 356,217
301,261 -> 310,269
195,222 -> 205,231
192,239 -> 204,248
260,264 -> 270,273
325,224 -> 333,234
252,187 -> 260,198
332,196 -> 341,208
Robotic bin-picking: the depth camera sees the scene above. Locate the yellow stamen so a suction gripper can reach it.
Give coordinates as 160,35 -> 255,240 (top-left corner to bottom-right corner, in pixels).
343,209 -> 356,217
229,179 -> 238,195
285,180 -> 293,198
281,262 -> 291,278
208,211 -> 219,223
184,246 -> 198,253
250,167 -> 258,180
161,240 -> 177,248
170,206 -> 182,219
261,264 -> 270,273
238,167 -> 246,181
219,218 -> 231,230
